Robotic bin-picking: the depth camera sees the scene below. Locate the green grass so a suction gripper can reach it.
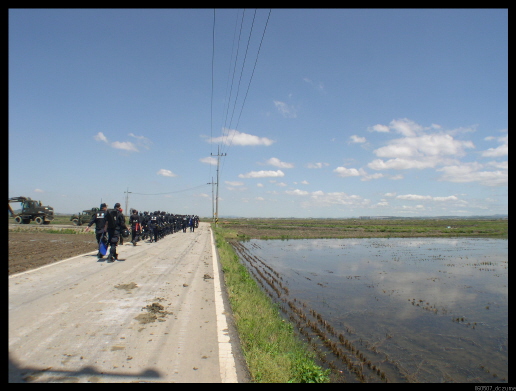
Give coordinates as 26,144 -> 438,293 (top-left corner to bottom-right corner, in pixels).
213,225 -> 329,383
217,218 -> 508,239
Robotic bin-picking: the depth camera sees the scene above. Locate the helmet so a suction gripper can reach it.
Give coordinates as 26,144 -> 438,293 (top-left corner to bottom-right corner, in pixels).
121,229 -> 130,238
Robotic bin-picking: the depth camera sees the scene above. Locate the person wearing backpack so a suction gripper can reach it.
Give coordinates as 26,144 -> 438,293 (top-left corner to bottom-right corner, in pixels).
85,203 -> 108,259
149,212 -> 159,243
129,209 -> 142,245
104,202 -> 128,262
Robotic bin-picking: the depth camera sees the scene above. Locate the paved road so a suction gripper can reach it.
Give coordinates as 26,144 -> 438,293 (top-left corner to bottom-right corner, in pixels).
9,223 -> 248,383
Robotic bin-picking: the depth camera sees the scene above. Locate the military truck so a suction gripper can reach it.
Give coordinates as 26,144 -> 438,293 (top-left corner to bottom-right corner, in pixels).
8,196 -> 55,224
70,207 -> 100,226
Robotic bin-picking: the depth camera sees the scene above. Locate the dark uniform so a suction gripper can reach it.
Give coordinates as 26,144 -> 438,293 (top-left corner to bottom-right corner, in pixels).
129,210 -> 141,245
87,203 -> 108,258
105,203 -> 128,262
189,215 -> 195,232
149,212 -> 159,243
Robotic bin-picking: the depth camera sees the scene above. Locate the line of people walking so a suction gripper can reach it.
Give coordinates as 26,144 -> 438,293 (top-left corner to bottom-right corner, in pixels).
85,202 -> 199,262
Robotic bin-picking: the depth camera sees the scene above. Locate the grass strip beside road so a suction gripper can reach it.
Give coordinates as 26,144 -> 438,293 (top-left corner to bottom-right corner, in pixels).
213,225 -> 329,383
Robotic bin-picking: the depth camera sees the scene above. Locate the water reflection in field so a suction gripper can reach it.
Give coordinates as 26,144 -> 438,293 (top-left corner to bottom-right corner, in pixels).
233,238 -> 507,383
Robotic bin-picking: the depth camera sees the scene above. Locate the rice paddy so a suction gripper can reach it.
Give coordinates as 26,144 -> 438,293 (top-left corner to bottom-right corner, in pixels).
230,237 -> 508,383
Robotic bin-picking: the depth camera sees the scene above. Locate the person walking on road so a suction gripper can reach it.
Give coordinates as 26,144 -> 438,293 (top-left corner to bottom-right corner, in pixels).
118,207 -> 126,245
105,202 -> 128,262
189,215 -> 195,232
129,209 -> 141,246
85,203 -> 108,259
149,212 -> 159,243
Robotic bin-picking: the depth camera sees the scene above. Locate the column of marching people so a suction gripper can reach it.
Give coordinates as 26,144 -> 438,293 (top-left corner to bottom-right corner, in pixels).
86,202 -> 200,261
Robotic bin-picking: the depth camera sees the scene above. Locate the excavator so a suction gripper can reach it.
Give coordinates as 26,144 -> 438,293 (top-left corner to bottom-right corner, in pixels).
8,196 -> 54,224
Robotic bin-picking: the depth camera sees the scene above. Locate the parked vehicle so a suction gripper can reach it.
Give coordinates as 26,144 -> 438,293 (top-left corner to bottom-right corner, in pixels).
8,196 -> 54,224
70,208 -> 100,226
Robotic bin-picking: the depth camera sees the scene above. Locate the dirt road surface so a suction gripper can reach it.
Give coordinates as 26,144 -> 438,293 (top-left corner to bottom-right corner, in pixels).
9,223 -> 248,383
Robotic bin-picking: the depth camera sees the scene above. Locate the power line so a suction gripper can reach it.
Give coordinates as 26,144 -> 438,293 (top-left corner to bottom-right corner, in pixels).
210,8 -> 216,175
225,9 -> 257,143
220,9 -> 272,172
209,9 -> 271,220
131,183 -> 209,196
234,9 -> 271,132
222,9 -> 271,156
220,9 -> 246,148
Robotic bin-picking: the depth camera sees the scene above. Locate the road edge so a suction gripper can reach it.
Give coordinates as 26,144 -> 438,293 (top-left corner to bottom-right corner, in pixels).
209,226 -> 249,383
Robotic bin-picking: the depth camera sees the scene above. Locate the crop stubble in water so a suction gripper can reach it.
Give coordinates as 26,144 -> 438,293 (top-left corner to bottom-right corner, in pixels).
232,238 -> 508,383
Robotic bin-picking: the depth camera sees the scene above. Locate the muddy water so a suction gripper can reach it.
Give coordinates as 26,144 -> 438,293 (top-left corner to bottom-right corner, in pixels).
232,238 -> 508,383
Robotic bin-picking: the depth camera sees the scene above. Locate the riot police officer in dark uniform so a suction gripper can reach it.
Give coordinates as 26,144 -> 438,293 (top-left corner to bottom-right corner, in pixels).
105,202 -> 128,262
129,209 -> 142,245
85,203 -> 108,259
149,212 -> 159,243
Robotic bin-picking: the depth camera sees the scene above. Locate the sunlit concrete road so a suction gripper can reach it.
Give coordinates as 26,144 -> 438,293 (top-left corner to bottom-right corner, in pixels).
9,223 -> 248,383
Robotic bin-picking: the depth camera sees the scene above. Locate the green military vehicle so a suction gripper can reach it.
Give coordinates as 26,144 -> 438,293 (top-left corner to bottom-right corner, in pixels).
70,207 -> 100,226
8,196 -> 55,224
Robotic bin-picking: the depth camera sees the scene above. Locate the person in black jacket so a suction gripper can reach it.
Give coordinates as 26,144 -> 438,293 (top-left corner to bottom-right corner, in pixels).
105,202 -> 128,262
129,209 -> 141,246
85,203 -> 108,259
149,212 -> 159,243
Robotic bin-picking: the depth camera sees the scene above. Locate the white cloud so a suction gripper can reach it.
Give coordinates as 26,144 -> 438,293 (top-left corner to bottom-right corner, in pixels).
208,128 -> 275,146
368,157 -> 447,170
286,189 -> 309,196
369,124 -> 390,133
111,141 -> 138,152
350,135 -> 367,143
487,160 -> 508,170
94,132 -> 108,143
433,196 -> 459,202
333,166 -> 363,177
94,132 -> 140,152
225,181 -> 244,186
200,156 -> 218,165
306,162 -> 329,169
374,133 -> 474,158
481,134 -> 508,157
34,188 -> 44,193
156,169 -> 177,177
366,119 -> 479,176
238,170 -> 285,179
396,194 -> 433,201
389,118 -> 423,137
396,194 -> 459,202
437,163 -> 507,187
273,100 -> 297,118
128,133 -> 152,150
266,157 -> 294,168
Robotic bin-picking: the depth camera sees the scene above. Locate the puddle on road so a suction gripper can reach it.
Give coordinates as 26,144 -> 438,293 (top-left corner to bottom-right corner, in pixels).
232,238 -> 508,383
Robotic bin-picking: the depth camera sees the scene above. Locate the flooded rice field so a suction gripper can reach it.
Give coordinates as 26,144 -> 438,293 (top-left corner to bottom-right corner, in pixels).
231,238 -> 508,383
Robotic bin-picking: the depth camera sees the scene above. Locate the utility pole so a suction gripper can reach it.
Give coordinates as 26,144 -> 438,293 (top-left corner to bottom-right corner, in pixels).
124,187 -> 132,215
207,177 -> 216,223
211,146 -> 226,227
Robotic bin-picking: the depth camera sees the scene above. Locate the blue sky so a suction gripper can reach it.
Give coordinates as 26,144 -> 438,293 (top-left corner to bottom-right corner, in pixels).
9,9 -> 508,218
